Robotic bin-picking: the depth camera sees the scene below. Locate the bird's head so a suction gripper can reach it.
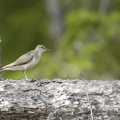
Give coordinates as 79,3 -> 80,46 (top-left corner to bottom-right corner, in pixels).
35,45 -> 52,53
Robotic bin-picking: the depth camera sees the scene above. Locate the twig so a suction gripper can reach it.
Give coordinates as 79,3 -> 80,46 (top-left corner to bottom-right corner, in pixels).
80,73 -> 94,120
0,37 -> 3,80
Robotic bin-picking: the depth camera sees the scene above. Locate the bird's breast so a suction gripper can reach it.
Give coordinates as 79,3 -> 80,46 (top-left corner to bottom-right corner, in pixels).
25,54 -> 41,69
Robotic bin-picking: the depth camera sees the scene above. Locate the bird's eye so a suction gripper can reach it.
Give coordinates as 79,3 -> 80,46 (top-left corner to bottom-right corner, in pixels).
41,46 -> 45,49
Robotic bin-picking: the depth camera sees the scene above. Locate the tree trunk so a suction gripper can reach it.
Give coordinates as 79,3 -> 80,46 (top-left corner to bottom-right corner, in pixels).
99,0 -> 111,14
0,79 -> 119,120
46,0 -> 64,41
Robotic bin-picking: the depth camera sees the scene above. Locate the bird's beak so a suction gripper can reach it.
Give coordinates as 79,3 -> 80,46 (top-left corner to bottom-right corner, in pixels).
46,48 -> 54,52
44,46 -> 54,52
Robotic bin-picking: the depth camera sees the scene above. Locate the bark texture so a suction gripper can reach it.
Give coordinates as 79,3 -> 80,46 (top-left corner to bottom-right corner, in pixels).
0,79 -> 119,120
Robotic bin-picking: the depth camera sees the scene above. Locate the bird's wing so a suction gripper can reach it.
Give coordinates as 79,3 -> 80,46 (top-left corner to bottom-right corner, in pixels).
3,51 -> 34,69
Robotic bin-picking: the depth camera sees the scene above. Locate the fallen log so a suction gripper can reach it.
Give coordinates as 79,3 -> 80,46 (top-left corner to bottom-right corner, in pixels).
0,79 -> 119,120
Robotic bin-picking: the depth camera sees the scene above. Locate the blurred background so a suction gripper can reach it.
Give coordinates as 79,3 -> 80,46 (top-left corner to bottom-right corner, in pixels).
0,0 -> 120,80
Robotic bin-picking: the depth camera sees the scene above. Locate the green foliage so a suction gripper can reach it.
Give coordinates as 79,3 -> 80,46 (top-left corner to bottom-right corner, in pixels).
41,10 -> 120,79
59,10 -> 120,79
1,0 -> 120,80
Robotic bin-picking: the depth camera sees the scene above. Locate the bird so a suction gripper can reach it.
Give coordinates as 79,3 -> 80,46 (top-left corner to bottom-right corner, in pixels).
0,45 -> 52,80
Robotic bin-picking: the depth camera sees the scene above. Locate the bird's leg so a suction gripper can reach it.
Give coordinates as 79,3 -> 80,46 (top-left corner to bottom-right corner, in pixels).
23,70 -> 28,80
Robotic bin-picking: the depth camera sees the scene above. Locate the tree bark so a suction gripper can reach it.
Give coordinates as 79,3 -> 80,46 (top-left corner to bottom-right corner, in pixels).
0,79 -> 119,120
